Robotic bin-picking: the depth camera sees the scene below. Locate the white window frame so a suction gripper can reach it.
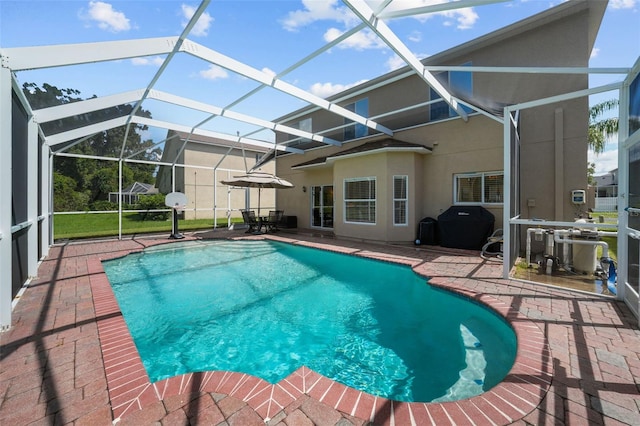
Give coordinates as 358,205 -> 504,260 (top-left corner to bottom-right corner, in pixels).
344,177 -> 376,225
393,175 -> 408,226
454,171 -> 504,205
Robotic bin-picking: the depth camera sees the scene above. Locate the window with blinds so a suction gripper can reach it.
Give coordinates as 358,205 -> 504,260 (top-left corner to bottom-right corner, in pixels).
344,177 -> 376,223
393,175 -> 408,225
454,172 -> 503,204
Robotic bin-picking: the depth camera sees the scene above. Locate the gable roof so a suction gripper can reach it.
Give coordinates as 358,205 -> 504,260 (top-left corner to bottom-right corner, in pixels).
292,139 -> 431,169
170,130 -> 271,154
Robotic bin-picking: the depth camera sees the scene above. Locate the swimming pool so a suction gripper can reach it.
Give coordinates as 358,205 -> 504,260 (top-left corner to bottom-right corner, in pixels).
103,239 -> 516,403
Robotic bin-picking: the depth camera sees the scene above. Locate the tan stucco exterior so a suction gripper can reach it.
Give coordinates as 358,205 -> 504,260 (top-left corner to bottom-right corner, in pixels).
157,131 -> 274,220
273,1 -> 604,244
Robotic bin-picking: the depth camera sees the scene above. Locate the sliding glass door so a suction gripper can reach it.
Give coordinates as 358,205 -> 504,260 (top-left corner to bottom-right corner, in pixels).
311,185 -> 333,229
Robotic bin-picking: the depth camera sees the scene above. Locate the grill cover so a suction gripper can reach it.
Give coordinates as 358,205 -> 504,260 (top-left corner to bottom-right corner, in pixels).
437,206 -> 495,250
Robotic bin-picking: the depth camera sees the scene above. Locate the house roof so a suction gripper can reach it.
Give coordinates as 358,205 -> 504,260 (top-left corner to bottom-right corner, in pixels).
275,0 -> 607,131
170,130 -> 271,154
291,139 -> 431,169
110,182 -> 158,195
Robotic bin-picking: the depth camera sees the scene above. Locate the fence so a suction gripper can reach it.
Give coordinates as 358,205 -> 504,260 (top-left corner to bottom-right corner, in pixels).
594,197 -> 617,212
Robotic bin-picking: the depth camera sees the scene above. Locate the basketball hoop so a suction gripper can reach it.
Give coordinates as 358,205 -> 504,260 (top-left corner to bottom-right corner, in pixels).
165,192 -> 188,239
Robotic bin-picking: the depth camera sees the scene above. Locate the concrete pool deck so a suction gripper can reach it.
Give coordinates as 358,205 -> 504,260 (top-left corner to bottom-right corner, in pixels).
1,229 -> 639,425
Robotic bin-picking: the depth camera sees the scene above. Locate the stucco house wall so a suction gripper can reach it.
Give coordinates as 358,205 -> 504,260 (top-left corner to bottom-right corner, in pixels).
157,131 -> 274,220
273,1 -> 602,244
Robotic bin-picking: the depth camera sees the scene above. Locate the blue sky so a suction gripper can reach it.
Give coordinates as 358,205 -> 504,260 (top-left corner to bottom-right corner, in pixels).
1,0 -> 638,173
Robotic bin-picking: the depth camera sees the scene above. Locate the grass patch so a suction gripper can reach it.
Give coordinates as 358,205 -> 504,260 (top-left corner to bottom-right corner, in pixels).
54,212 -> 242,240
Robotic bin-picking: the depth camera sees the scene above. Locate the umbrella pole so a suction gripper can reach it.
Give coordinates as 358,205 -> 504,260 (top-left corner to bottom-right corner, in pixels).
257,187 -> 261,217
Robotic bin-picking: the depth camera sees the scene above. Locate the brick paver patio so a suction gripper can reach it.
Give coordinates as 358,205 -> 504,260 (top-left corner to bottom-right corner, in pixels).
1,229 -> 639,425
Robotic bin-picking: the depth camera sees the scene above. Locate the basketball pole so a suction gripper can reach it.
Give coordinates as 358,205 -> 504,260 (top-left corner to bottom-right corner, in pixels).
170,206 -> 184,239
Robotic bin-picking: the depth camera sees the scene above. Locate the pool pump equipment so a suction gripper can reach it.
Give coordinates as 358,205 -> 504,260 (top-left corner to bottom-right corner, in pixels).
524,219 -> 618,294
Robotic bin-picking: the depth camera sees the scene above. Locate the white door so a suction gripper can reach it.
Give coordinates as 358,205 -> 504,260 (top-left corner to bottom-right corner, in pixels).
620,64 -> 640,325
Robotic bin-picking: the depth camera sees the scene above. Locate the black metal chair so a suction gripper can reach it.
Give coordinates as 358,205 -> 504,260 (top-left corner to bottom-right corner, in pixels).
241,209 -> 262,233
265,210 -> 284,232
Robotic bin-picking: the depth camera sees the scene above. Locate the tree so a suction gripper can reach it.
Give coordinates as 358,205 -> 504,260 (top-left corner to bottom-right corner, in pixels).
52,172 -> 90,211
587,162 -> 596,186
22,83 -> 161,210
588,99 -> 619,154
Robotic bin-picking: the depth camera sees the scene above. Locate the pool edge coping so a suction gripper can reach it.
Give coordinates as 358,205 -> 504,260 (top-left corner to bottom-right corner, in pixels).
90,235 -> 551,424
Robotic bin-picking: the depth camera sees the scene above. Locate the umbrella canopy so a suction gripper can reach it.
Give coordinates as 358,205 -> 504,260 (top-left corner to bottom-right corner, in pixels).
221,171 -> 294,189
221,171 -> 294,216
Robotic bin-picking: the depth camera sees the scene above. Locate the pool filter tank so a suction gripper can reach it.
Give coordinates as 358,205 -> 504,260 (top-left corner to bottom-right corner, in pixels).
571,219 -> 598,274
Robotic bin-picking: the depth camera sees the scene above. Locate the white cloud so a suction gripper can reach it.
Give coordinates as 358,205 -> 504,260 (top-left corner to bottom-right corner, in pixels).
384,52 -> 431,71
282,0 -> 480,56
589,146 -> 619,174
383,1 -> 479,30
324,27 -> 386,50
131,56 -> 164,66
199,64 -> 228,80
610,0 -> 637,9
82,1 -> 131,32
309,79 -> 368,98
281,0 -> 354,32
590,47 -> 600,59
408,31 -> 422,43
440,7 -> 478,30
181,4 -> 213,37
385,55 -> 408,71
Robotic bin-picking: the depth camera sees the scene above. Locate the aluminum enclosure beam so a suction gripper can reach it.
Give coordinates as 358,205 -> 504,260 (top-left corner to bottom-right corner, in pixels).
33,90 -> 146,123
34,89 -> 340,147
45,116 -> 129,146
147,91 -> 341,146
44,113 -> 303,154
7,34 -> 393,139
179,39 -> 393,136
214,0 -> 392,133
118,0 -> 211,162
0,65 -> 12,330
2,37 -> 176,71
130,116 -> 304,154
378,0 -> 509,20
343,0 -> 468,121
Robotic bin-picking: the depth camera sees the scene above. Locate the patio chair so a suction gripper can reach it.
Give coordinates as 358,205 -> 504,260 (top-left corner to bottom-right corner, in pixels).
241,209 -> 262,234
265,210 -> 284,232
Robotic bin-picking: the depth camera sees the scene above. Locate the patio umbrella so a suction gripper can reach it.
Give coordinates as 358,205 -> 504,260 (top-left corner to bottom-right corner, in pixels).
221,171 -> 294,216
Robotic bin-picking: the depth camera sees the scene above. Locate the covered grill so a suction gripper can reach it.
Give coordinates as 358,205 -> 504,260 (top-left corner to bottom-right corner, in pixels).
437,206 -> 495,250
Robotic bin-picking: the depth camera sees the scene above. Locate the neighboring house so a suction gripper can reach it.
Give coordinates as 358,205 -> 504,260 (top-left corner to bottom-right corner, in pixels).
108,182 -> 158,205
272,0 -> 604,243
156,130 -> 275,220
594,169 -> 618,198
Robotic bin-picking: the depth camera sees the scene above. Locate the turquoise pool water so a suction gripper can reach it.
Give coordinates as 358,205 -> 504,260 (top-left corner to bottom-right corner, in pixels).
103,240 -> 516,403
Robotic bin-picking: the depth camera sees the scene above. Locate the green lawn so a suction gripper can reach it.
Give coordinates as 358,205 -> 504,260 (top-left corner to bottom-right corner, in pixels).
54,212 -> 242,240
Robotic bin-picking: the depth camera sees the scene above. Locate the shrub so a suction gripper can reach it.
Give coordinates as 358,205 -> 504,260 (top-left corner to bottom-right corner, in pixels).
90,200 -> 119,211
136,194 -> 170,221
53,172 -> 90,212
